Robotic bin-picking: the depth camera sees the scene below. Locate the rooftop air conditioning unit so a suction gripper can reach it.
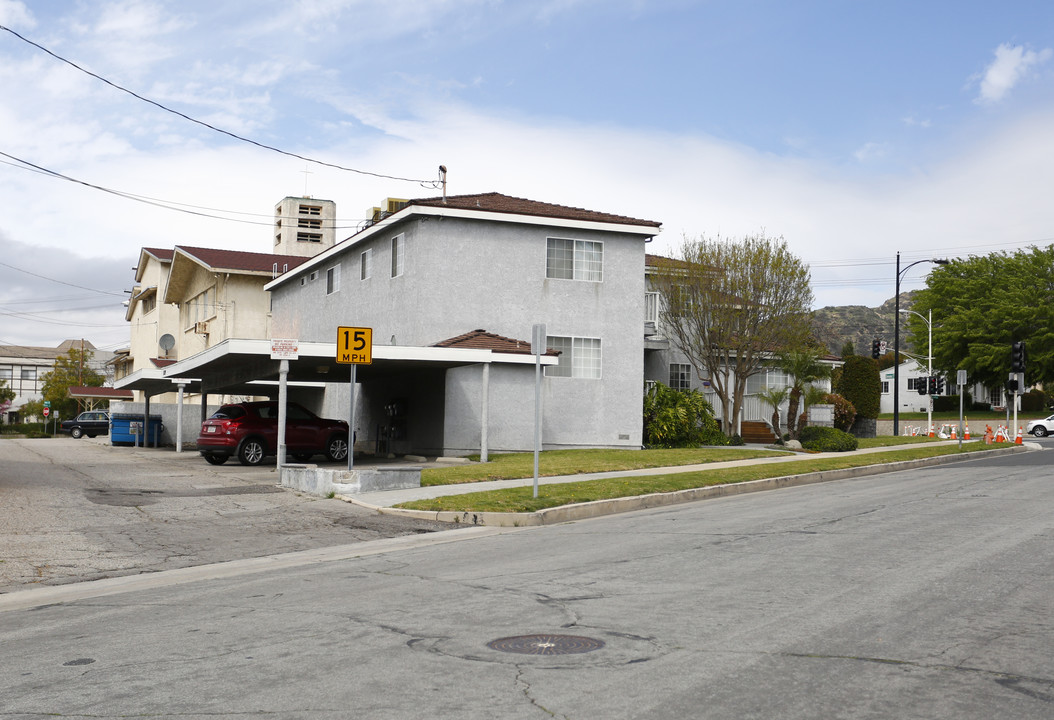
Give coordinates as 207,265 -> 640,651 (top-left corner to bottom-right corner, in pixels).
194,321 -> 209,335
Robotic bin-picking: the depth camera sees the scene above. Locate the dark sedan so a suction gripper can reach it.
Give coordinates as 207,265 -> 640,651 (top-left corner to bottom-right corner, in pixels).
60,411 -> 111,439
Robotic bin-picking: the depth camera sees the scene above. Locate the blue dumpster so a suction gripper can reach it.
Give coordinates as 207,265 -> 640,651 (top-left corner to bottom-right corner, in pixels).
111,414 -> 164,446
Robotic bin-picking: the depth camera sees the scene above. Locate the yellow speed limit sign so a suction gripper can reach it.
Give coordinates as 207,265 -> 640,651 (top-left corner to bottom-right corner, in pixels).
336,326 -> 373,364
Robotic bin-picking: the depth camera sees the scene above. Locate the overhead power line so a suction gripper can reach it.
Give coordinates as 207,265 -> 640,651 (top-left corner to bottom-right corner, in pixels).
0,259 -> 125,297
0,24 -> 439,187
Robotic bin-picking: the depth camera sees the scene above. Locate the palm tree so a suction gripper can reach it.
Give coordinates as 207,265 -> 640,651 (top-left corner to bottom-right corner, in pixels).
756,386 -> 789,439
778,351 -> 832,439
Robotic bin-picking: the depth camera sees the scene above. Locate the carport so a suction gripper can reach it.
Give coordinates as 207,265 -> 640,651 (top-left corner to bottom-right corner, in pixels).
117,337 -> 557,468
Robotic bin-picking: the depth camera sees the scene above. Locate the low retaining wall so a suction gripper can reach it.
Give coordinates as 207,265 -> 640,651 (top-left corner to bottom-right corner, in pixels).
281,464 -> 422,496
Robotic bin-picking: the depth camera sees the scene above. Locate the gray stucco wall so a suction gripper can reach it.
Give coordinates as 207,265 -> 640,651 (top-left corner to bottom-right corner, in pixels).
272,215 -> 647,452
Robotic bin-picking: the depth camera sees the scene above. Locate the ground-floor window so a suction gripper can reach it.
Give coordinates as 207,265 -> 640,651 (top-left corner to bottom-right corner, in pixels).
669,363 -> 692,391
545,336 -> 602,378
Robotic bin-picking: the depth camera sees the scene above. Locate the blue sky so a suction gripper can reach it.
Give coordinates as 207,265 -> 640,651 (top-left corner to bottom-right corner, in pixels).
2,0 -> 1054,350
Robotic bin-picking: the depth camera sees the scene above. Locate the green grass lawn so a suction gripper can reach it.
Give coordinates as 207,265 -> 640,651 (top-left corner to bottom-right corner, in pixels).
421,447 -> 792,486
401,441 -> 1016,514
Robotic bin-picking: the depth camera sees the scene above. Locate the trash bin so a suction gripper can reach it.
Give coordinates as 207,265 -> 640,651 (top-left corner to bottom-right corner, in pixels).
110,414 -> 164,447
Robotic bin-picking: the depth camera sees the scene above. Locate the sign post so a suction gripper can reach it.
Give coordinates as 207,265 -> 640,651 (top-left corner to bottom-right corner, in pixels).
336,327 -> 373,470
531,324 -> 546,499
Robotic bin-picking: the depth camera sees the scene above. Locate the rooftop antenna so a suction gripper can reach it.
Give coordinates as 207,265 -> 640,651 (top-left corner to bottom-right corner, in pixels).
301,163 -> 313,197
439,165 -> 447,202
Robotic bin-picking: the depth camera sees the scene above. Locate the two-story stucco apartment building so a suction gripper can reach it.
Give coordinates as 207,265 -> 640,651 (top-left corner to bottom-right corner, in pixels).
263,192 -> 662,455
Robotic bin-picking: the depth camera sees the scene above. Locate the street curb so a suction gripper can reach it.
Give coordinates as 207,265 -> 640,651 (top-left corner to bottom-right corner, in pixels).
337,445 -> 1029,527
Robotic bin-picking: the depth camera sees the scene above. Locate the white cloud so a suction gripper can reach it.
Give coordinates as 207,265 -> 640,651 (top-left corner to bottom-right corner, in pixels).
0,0 -> 34,27
976,43 -> 1053,104
853,141 -> 890,163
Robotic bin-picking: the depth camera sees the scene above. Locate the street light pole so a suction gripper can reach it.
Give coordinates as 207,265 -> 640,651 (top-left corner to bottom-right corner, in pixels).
900,308 -> 933,437
893,253 -> 949,437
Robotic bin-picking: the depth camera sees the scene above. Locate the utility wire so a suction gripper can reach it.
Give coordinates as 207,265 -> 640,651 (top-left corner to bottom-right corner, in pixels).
0,24 -> 440,188
0,259 -> 125,297
1,150 -> 377,230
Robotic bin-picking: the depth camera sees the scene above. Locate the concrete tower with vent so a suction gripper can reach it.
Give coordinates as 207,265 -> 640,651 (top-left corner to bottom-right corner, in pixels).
273,196 -> 337,257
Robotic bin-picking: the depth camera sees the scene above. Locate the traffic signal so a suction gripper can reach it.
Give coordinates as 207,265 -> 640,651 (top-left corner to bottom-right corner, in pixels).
917,378 -> 927,395
1011,341 -> 1027,373
871,339 -> 881,359
927,376 -> 937,395
935,376 -> 945,394
1006,378 -> 1019,393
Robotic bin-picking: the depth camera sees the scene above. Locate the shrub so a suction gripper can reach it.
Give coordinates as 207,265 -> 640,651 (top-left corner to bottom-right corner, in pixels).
799,426 -> 858,452
933,394 -> 971,412
643,383 -> 726,448
836,356 -> 880,419
1021,389 -> 1047,412
822,393 -> 856,432
728,434 -> 744,446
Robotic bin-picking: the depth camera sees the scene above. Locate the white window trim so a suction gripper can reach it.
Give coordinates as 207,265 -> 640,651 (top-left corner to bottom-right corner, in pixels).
326,265 -> 341,295
545,237 -> 604,282
361,248 -> 372,280
545,335 -> 602,379
391,234 -> 404,278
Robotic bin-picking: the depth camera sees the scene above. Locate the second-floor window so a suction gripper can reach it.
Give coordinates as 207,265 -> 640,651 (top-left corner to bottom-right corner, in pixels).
546,238 -> 602,282
361,249 -> 372,280
327,265 -> 341,295
391,235 -> 403,278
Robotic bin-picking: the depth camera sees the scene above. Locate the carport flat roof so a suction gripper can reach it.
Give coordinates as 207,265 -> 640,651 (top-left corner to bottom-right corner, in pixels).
115,338 -> 556,397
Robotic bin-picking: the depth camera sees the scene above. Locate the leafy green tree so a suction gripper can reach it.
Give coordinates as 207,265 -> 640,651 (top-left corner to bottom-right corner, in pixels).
642,383 -> 725,448
41,346 -> 104,420
777,350 -> 832,439
839,340 -> 855,358
20,398 -> 43,421
836,355 -> 881,420
652,233 -> 814,436
0,378 -> 14,419
909,246 -> 1054,389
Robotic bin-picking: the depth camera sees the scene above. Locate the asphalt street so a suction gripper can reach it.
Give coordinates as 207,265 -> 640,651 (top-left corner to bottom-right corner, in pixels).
2,446 -> 1052,718
0,438 -> 455,592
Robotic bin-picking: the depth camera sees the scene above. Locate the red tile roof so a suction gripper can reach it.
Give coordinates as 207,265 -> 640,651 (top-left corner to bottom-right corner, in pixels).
150,358 -> 177,368
68,386 -> 134,400
175,246 -> 310,273
143,248 -> 174,261
433,329 -> 560,356
410,193 -> 662,228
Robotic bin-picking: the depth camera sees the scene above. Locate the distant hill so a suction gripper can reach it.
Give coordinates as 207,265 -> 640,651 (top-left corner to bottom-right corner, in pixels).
812,294 -> 918,357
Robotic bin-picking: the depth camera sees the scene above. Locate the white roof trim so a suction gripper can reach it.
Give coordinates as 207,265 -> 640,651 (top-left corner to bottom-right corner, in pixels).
265,203 -> 661,291
161,338 -> 558,379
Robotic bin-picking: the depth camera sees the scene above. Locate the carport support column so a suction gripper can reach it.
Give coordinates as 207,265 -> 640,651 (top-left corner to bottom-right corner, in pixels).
277,360 -> 288,470
480,362 -> 489,463
143,395 -> 150,448
176,383 -> 186,453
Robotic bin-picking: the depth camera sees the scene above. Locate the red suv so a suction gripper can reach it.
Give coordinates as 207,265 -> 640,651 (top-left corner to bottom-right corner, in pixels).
197,401 -> 350,466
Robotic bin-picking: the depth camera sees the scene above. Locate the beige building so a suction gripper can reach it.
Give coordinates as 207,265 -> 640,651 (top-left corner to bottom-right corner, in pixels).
117,245 -> 310,404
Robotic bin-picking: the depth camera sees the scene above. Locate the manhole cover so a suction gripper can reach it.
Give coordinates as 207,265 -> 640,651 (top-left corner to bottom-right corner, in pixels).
487,634 -> 605,656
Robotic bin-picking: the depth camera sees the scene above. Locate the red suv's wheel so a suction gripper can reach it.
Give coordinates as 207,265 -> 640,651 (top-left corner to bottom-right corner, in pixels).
326,435 -> 349,462
238,437 -> 267,466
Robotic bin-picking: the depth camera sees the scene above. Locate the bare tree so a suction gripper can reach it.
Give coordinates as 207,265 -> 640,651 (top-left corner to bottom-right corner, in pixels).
652,233 -> 813,436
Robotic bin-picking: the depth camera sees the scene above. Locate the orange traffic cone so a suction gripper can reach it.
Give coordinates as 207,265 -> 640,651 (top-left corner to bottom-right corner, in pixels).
928,423 -> 935,438
950,425 -> 957,440
1016,426 -> 1023,445
964,420 -> 971,440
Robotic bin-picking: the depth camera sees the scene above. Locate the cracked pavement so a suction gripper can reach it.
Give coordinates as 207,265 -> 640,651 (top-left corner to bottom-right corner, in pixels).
0,437 -> 456,593
1,439 -> 1053,717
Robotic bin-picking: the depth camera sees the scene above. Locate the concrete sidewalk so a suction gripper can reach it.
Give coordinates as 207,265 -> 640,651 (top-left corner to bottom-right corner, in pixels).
346,440 -> 1036,514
